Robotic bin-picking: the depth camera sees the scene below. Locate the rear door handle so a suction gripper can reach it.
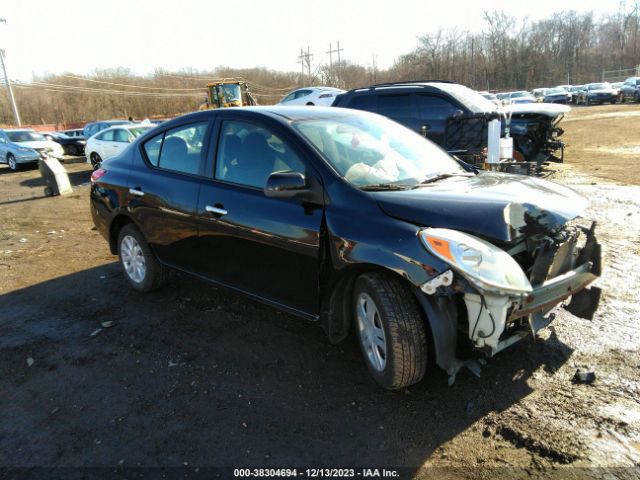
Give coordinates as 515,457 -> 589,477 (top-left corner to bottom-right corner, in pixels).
205,205 -> 227,216
129,188 -> 144,197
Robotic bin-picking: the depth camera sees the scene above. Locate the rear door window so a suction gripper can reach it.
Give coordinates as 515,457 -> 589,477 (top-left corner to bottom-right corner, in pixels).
158,123 -> 208,175
377,94 -> 415,121
113,129 -> 130,142
142,122 -> 208,175
345,95 -> 377,112
97,130 -> 115,141
415,94 -> 461,120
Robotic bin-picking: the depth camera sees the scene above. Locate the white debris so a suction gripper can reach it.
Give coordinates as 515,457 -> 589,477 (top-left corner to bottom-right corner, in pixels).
26,357 -> 34,367
90,328 -> 103,337
101,321 -> 114,328
19,238 -> 27,243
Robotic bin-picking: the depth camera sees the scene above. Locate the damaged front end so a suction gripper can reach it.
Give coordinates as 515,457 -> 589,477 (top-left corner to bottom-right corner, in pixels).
417,206 -> 602,378
507,104 -> 570,168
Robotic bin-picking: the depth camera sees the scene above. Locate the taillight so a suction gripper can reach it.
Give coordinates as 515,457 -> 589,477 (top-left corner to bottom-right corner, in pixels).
91,168 -> 106,184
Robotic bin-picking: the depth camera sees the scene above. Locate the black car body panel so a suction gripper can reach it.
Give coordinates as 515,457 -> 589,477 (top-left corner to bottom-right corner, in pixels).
91,106 -> 601,383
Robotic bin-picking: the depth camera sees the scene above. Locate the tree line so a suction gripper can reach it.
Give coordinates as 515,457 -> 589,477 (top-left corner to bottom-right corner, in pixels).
1,7 -> 639,126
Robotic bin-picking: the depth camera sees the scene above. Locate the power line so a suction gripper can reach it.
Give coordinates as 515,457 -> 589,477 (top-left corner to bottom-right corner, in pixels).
61,74 -> 206,91
14,80 -> 203,97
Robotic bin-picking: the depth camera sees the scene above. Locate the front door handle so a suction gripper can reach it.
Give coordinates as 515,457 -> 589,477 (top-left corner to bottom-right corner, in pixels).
205,205 -> 228,216
129,188 -> 144,197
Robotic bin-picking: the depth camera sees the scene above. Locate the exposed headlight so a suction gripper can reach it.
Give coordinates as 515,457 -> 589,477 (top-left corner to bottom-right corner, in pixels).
419,228 -> 532,294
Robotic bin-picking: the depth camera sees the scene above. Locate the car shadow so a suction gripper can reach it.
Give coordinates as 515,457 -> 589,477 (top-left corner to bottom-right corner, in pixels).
0,265 -> 574,471
19,168 -> 92,188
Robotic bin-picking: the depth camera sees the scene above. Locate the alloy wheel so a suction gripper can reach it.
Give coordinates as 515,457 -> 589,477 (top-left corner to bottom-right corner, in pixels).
356,292 -> 387,372
7,155 -> 17,170
120,234 -> 147,284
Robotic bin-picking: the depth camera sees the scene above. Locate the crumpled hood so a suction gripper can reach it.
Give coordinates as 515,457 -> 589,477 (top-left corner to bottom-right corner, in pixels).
371,173 -> 588,243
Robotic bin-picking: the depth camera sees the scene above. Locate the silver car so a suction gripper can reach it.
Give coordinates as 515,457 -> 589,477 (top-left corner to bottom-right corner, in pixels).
0,129 -> 41,171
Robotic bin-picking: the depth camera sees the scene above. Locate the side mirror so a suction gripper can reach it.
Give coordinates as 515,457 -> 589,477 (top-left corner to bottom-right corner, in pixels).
265,171 -> 308,198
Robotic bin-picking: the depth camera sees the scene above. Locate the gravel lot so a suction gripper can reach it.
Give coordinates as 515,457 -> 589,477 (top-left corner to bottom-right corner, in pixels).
1,106 -> 639,479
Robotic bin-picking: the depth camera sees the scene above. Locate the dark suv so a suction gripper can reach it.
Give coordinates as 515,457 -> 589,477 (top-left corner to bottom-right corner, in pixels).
332,81 -> 568,166
91,106 -> 601,390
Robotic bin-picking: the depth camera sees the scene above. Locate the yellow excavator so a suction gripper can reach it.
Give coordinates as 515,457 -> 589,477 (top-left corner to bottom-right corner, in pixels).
199,79 -> 258,110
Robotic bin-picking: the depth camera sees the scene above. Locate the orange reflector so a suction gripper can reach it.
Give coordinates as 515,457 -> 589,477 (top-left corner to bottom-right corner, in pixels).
426,237 -> 453,262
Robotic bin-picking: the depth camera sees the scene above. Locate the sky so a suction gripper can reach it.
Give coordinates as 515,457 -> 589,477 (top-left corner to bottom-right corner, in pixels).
0,0 -> 620,82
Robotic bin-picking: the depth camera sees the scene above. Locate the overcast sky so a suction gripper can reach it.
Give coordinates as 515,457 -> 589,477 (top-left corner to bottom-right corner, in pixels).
0,0 -> 619,81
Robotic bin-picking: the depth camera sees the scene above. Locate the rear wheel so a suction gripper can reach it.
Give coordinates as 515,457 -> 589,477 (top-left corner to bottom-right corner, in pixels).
634,92 -> 639,103
117,224 -> 169,292
306,102 -> 315,106
7,154 -> 18,171
90,152 -> 102,170
353,272 -> 427,390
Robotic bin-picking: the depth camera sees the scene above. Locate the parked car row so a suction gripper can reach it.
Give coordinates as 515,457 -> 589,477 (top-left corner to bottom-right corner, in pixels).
526,77 -> 640,106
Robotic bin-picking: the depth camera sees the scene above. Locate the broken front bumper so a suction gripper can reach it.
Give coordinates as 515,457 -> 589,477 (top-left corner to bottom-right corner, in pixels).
465,222 -> 602,355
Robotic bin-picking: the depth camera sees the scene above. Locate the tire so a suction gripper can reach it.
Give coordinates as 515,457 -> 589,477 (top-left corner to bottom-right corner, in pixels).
117,224 -> 169,292
353,272 -> 427,390
306,102 -> 315,106
7,154 -> 18,171
634,92 -> 639,103
44,186 -> 54,197
90,152 -> 102,170
586,97 -> 591,106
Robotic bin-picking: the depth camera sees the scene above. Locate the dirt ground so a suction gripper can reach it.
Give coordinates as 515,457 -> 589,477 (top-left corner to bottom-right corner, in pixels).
1,107 -> 639,479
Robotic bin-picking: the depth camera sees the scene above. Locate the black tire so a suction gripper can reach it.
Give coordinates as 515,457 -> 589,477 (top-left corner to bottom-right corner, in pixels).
90,152 -> 102,170
44,186 -> 54,197
117,224 -> 170,292
586,97 -> 591,106
7,153 -> 19,171
306,102 -> 315,106
635,92 -> 639,103
353,272 -> 427,390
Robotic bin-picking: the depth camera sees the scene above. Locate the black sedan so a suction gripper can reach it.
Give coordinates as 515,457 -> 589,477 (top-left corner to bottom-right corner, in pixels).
90,107 -> 601,390
43,131 -> 86,156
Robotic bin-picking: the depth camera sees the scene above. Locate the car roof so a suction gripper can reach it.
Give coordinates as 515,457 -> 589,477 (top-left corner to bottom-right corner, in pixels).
99,123 -> 155,132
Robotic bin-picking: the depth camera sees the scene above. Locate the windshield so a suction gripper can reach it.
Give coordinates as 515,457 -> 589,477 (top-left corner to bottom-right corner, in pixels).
293,113 -> 464,188
589,83 -> 610,90
546,87 -> 565,94
129,126 -> 153,138
510,91 -> 529,98
6,131 -> 46,142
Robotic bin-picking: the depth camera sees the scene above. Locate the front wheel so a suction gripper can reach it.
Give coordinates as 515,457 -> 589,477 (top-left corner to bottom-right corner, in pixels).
353,272 -> 428,390
7,154 -> 18,171
118,224 -> 169,292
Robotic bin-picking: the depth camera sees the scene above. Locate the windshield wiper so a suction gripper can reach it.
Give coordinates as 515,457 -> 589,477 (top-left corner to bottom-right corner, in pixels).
414,172 -> 473,186
359,183 -> 410,191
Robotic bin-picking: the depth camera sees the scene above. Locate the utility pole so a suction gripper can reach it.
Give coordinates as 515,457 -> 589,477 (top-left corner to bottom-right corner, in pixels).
0,18 -> 21,126
371,54 -> 377,84
297,48 -> 305,78
298,47 -> 313,84
333,41 -> 344,87
326,42 -> 334,85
